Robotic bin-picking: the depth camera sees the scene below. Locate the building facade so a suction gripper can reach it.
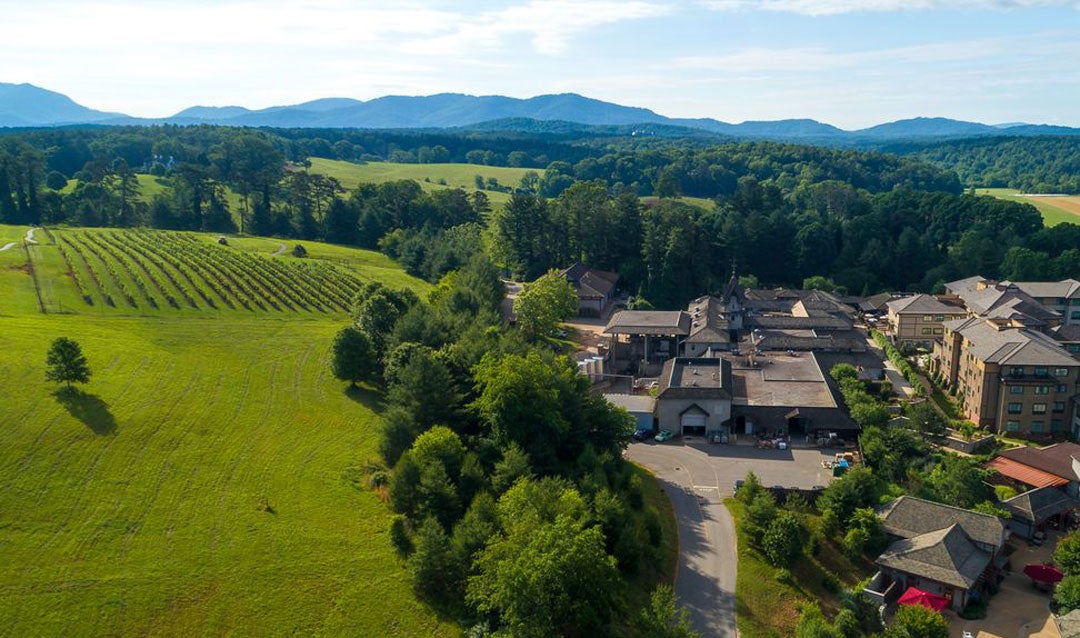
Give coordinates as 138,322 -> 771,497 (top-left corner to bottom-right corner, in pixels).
934,317 -> 1080,435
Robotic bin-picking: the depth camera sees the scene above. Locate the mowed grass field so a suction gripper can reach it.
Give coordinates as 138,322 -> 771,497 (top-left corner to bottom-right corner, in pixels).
308,158 -> 531,206
0,225 -> 453,635
977,188 -> 1080,227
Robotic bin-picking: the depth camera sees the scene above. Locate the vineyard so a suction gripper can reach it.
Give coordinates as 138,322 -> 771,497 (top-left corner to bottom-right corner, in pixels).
41,228 -> 367,315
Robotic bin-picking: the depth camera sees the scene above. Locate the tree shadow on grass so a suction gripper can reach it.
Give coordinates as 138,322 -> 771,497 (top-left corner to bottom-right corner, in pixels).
54,387 -> 117,435
344,383 -> 386,413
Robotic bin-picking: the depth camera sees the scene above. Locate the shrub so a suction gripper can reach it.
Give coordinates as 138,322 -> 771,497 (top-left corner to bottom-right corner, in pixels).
292,244 -> 308,258
843,527 -> 870,557
389,515 -> 413,556
1057,575 -> 1080,614
762,512 -> 804,567
821,571 -> 841,593
775,568 -> 793,585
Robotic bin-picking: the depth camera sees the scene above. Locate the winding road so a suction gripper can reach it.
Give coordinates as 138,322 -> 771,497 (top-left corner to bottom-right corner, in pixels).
629,443 -> 739,637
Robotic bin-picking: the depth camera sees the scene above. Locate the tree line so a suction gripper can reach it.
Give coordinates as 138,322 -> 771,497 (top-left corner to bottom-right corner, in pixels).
328,257 -> 691,637
888,136 -> 1080,194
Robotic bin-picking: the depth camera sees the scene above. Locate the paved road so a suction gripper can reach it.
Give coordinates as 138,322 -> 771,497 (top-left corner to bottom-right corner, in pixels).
629,441 -> 838,636
629,443 -> 738,638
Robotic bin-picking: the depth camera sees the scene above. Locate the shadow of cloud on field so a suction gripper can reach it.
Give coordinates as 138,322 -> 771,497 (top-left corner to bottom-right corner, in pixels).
54,387 -> 117,435
344,383 -> 386,412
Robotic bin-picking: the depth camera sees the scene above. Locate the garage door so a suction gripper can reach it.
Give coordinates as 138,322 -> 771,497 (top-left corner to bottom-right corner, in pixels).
681,412 -> 706,435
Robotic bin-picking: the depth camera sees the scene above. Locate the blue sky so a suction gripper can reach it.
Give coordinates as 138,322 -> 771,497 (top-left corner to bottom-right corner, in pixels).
1,0 -> 1078,128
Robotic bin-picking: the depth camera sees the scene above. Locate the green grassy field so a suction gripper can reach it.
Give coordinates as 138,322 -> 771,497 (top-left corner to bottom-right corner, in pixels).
307,158 -> 531,206
976,188 -> 1080,227
0,224 -> 453,635
726,498 -> 875,638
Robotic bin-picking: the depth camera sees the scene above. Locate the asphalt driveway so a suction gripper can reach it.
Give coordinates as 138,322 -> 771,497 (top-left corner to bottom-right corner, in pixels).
627,439 -> 837,637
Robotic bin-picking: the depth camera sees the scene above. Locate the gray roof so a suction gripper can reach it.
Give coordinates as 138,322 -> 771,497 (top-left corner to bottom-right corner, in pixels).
943,317 -> 1079,368
752,315 -> 853,331
1054,325 -> 1080,342
603,393 -> 656,415
686,296 -> 733,344
877,524 -> 993,590
886,293 -> 966,315
604,310 -> 691,336
858,292 -> 895,312
1001,486 -> 1080,524
944,275 -> 987,296
877,495 -> 1006,550
1010,279 -> 1080,301
657,357 -> 732,400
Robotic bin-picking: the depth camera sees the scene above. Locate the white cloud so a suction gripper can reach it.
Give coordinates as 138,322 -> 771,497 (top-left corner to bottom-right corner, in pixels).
403,1 -> 672,56
699,0 -> 1076,15
669,38 -> 1009,73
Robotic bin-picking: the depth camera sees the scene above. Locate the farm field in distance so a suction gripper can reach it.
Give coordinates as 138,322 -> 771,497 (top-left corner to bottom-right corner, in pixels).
307,158 -> 530,206
0,224 -> 451,635
977,188 -> 1080,227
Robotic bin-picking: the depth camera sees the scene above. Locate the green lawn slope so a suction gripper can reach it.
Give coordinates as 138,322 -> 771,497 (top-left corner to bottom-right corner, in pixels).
0,225 -> 452,635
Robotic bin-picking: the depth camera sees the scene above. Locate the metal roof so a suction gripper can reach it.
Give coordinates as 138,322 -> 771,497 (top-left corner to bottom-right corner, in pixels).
986,457 -> 1070,488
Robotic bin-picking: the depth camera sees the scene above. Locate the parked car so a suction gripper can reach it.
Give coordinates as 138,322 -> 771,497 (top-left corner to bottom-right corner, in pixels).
655,429 -> 674,443
632,428 -> 656,441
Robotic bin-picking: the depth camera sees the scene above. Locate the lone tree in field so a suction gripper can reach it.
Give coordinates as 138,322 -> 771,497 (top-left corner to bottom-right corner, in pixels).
331,326 -> 376,387
513,270 -> 577,340
45,337 -> 91,387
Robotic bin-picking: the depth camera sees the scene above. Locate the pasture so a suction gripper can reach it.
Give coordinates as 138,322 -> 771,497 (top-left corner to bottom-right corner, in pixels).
307,158 -> 531,205
977,188 -> 1080,227
0,224 -> 452,635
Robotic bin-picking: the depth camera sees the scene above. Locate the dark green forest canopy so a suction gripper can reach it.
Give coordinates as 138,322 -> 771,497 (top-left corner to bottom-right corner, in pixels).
0,125 -> 1071,308
885,136 -> 1080,194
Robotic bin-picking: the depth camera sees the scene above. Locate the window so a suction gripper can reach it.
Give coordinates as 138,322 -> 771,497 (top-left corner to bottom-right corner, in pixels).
923,315 -> 934,321
1006,421 -> 1021,432
1008,402 -> 1023,414
1069,345 -> 1080,353
1072,311 -> 1080,320
933,328 -> 943,335
1059,384 -> 1069,393
1035,386 -> 1050,395
934,315 -> 944,322
1055,368 -> 1070,377
1010,366 -> 1025,377
1054,402 -> 1066,413
1032,421 -> 1045,433
1033,403 -> 1047,414
921,328 -> 932,335
1053,420 -> 1065,432
1010,386 -> 1024,395
1035,367 -> 1049,377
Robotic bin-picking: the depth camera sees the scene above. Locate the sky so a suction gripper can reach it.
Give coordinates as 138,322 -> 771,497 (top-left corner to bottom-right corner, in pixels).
1,0 -> 1078,129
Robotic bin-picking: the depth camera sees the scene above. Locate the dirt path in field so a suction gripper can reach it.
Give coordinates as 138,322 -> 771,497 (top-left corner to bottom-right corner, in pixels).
1024,195 -> 1080,216
2,227 -> 39,252
271,243 -> 286,256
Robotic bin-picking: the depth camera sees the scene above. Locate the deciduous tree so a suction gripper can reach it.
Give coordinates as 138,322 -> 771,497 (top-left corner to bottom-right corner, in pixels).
45,337 -> 91,387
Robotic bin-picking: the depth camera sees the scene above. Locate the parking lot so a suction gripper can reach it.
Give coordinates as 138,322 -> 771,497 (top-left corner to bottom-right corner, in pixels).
628,436 -> 840,497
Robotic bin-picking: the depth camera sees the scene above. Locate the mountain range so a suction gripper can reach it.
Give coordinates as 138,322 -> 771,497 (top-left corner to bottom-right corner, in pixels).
2,82 -> 1078,143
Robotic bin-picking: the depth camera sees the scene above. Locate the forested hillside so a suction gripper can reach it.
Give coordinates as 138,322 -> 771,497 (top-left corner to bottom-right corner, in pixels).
889,136 -> 1080,194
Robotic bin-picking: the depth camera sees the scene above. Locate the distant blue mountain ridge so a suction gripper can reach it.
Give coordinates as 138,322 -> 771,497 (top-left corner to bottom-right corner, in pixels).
1,82 -> 1077,143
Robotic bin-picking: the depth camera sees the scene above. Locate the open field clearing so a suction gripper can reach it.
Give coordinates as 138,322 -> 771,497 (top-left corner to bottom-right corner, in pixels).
307,158 -> 529,206
0,224 -> 452,635
977,188 -> 1080,227
0,315 -> 454,636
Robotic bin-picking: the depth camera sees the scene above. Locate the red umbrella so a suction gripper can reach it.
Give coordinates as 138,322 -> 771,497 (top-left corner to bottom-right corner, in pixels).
897,586 -> 950,612
1024,564 -> 1064,584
